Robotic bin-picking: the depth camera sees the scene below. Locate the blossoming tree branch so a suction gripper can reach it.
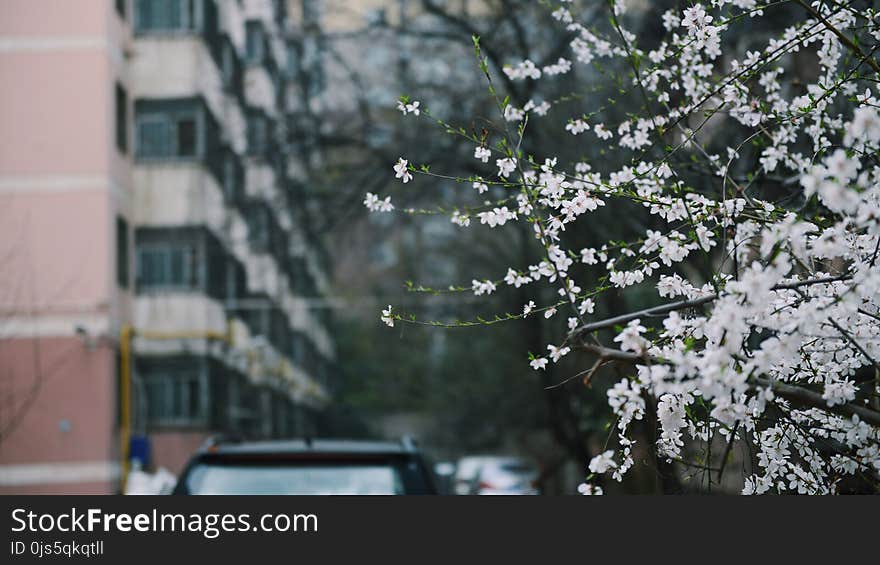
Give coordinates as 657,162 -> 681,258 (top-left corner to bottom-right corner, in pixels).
366,0 -> 880,494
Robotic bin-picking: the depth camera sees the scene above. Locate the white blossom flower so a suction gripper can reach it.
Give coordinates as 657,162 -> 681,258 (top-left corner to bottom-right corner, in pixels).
565,119 -> 589,135
496,157 -> 517,178
397,99 -> 420,116
473,181 -> 489,194
478,207 -> 517,227
450,210 -> 471,227
547,344 -> 571,362
474,146 -> 492,163
364,192 -> 394,212
588,450 -> 617,474
504,59 -> 541,81
613,319 -> 648,353
577,483 -> 603,495
471,279 -> 497,296
504,105 -> 525,122
394,158 -> 413,183
380,305 -> 394,327
579,298 -> 595,315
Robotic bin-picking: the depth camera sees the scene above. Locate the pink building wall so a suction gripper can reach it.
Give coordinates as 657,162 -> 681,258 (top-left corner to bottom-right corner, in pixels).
0,338 -> 118,494
0,190 -> 110,313
1,2 -> 248,491
0,51 -> 110,175
0,1 -> 107,37
0,0 -> 121,494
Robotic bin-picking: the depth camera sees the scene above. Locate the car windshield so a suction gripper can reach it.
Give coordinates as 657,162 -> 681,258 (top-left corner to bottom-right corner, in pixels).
184,462 -> 406,495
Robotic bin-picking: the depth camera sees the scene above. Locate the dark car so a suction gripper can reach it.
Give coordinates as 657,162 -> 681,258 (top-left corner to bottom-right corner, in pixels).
173,437 -> 438,495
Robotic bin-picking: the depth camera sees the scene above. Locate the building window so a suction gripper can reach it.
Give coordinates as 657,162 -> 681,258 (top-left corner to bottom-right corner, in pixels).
115,83 -> 128,154
219,41 -> 242,92
136,244 -> 199,289
247,113 -> 268,155
221,43 -> 234,85
136,117 -> 169,157
144,370 -> 203,426
223,157 -> 238,201
176,117 -> 197,156
245,21 -> 265,64
134,0 -> 198,32
136,110 -> 200,159
116,216 -> 129,288
245,205 -> 271,250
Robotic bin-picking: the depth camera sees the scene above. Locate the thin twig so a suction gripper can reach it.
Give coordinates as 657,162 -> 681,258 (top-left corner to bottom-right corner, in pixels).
544,357 -> 607,390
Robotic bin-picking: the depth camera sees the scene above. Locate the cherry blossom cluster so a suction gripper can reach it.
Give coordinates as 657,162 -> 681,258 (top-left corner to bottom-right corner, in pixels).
371,1 -> 880,494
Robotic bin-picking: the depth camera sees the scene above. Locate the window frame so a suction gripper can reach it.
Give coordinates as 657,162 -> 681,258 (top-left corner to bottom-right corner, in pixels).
135,107 -> 202,160
143,370 -> 205,427
136,242 -> 200,291
134,0 -> 202,34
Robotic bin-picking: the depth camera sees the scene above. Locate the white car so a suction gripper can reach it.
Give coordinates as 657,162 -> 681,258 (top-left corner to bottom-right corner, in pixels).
454,456 -> 540,495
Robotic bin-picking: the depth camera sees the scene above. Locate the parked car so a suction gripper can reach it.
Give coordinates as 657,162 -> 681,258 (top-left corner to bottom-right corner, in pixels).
453,456 -> 494,495
454,455 -> 539,495
173,437 -> 438,495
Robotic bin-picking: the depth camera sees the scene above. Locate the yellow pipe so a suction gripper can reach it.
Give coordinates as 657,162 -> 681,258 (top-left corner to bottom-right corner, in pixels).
137,330 -> 230,342
119,324 -> 133,493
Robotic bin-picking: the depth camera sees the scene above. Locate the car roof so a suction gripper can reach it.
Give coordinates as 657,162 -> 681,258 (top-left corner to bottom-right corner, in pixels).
200,438 -> 416,456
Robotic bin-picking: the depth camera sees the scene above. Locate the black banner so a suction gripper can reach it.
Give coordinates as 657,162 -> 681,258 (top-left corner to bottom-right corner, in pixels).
1,496 -> 876,562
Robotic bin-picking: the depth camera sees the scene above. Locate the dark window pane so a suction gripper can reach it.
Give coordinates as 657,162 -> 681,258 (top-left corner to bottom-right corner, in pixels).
137,248 -> 161,286
145,378 -> 164,421
166,0 -> 182,29
173,379 -> 185,418
169,247 -> 185,285
222,45 -> 234,86
176,118 -> 197,156
135,0 -> 189,31
188,378 -> 200,417
138,244 -> 199,289
135,0 -> 152,28
116,217 -> 129,287
138,119 -> 170,157
186,0 -> 197,29
246,22 -> 263,63
224,158 -> 236,199
156,251 -> 169,285
247,115 -> 267,155
115,83 -> 128,153
187,246 -> 199,287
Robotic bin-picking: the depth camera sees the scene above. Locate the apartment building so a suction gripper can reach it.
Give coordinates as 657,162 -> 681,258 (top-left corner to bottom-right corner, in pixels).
0,0 -> 335,494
